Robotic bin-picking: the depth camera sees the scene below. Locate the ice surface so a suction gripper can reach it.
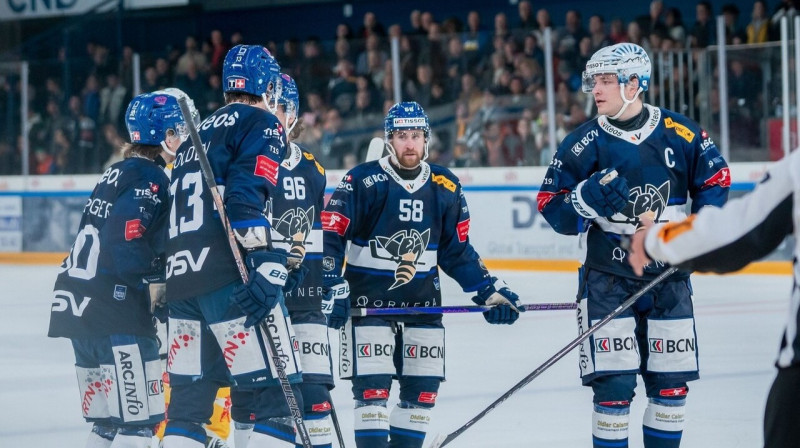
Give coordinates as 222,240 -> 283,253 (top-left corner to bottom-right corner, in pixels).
0,265 -> 788,447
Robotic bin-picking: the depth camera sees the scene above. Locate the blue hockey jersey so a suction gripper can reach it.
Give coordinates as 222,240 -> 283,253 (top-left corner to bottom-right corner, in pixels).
537,104 -> 730,280
166,102 -> 287,301
271,142 -> 327,311
49,157 -> 170,338
322,156 -> 492,318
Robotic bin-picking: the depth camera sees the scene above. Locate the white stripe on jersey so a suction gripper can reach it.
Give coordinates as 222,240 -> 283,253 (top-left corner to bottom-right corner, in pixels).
346,242 -> 438,273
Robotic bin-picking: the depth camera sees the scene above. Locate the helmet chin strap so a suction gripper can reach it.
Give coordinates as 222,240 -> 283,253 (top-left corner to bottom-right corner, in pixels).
609,83 -> 643,120
161,139 -> 176,157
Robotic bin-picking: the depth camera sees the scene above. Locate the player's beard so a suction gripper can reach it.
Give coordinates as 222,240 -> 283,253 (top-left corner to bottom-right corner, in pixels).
396,148 -> 422,169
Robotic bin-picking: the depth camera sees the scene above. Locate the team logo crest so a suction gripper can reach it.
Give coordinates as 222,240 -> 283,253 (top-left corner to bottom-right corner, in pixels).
369,229 -> 431,290
609,180 -> 670,226
272,206 -> 314,262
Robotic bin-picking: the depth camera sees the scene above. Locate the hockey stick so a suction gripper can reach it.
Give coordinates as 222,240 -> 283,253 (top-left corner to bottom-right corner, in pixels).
365,137 -> 385,162
350,302 -> 576,317
427,266 -> 679,448
177,97 -> 313,448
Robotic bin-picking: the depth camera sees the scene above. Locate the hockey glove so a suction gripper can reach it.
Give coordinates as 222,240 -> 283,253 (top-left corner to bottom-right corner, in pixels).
471,277 -> 524,325
143,272 -> 168,323
571,169 -> 630,219
322,277 -> 350,329
283,264 -> 309,294
232,250 -> 288,328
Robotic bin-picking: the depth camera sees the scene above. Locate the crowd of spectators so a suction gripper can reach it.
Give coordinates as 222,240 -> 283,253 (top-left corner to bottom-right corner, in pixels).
0,0 -> 798,175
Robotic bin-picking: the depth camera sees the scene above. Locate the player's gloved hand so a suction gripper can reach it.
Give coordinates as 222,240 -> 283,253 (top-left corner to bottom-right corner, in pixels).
572,169 -> 630,218
283,264 -> 309,294
322,277 -> 350,329
232,250 -> 288,328
143,272 -> 168,323
471,277 -> 524,325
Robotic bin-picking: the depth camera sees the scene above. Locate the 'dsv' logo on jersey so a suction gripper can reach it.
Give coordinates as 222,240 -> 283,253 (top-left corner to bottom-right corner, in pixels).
272,206 -> 314,261
369,229 -> 430,290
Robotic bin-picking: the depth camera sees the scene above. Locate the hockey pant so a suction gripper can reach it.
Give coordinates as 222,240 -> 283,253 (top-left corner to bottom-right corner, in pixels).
72,335 -> 163,447
163,282 -> 302,448
341,317 -> 444,448
578,269 -> 695,448
230,310 -> 335,448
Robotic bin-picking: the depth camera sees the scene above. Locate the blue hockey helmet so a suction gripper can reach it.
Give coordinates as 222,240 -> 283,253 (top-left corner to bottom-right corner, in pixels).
153,87 -> 201,128
223,44 -> 282,111
384,101 -> 429,140
278,73 -> 299,133
125,93 -> 186,146
384,101 -> 430,166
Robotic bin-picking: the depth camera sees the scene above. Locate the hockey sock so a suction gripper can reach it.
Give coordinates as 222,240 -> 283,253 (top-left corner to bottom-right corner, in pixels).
162,421 -> 206,448
354,400 -> 389,448
303,413 -> 333,448
593,403 -> 630,448
248,417 -> 296,448
110,426 -> 154,448
388,402 -> 431,448
233,421 -> 254,448
86,423 -> 116,448
642,398 -> 686,448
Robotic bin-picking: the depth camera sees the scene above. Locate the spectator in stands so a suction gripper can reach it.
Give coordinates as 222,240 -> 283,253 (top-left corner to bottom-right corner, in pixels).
329,59 -> 358,117
748,0 -> 770,44
299,37 -> 331,98
409,10 -> 424,36
556,10 -> 587,73
522,34 -> 545,72
334,37 -> 355,67
636,0 -> 667,37
409,63 -> 435,108
358,11 -> 386,39
665,7 -> 687,47
100,123 -> 125,171
516,0 -> 535,32
141,66 -> 160,93
420,11 -> 436,35
462,11 -> 489,72
690,1 -> 715,48
722,3 -> 747,44
203,73 -> 223,117
0,142 -> 19,175
117,46 -> 135,94
209,29 -> 229,74
626,20 -> 651,53
494,12 -> 511,42
419,22 -> 447,79
356,34 -> 387,76
154,58 -> 171,88
588,15 -> 611,53
98,73 -> 128,133
608,18 -> 627,43
532,9 -> 553,50
175,36 -> 208,76
64,95 -> 97,174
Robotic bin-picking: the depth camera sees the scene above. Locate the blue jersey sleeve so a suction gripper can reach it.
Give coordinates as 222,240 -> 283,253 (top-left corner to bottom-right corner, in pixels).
322,170 -> 361,278
102,165 -> 170,285
220,110 -> 286,228
687,127 -> 730,212
537,123 -> 599,235
437,180 -> 492,293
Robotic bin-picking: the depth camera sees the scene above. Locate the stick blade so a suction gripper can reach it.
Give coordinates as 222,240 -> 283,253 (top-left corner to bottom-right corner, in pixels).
366,137 -> 385,162
426,433 -> 448,448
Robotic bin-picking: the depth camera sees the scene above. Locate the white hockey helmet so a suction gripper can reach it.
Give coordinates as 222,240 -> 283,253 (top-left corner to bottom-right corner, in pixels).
582,43 -> 651,93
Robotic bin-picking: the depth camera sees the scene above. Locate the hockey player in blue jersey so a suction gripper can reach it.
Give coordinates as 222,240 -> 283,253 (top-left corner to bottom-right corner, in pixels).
162,45 -> 305,448
537,43 -> 731,448
230,74 -> 334,448
322,101 -> 524,448
48,92 -> 185,448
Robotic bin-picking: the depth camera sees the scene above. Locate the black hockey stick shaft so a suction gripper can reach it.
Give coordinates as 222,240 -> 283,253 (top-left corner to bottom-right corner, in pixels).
351,302 -> 576,316
177,97 -> 313,448
330,403 -> 347,448
428,267 -> 678,448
